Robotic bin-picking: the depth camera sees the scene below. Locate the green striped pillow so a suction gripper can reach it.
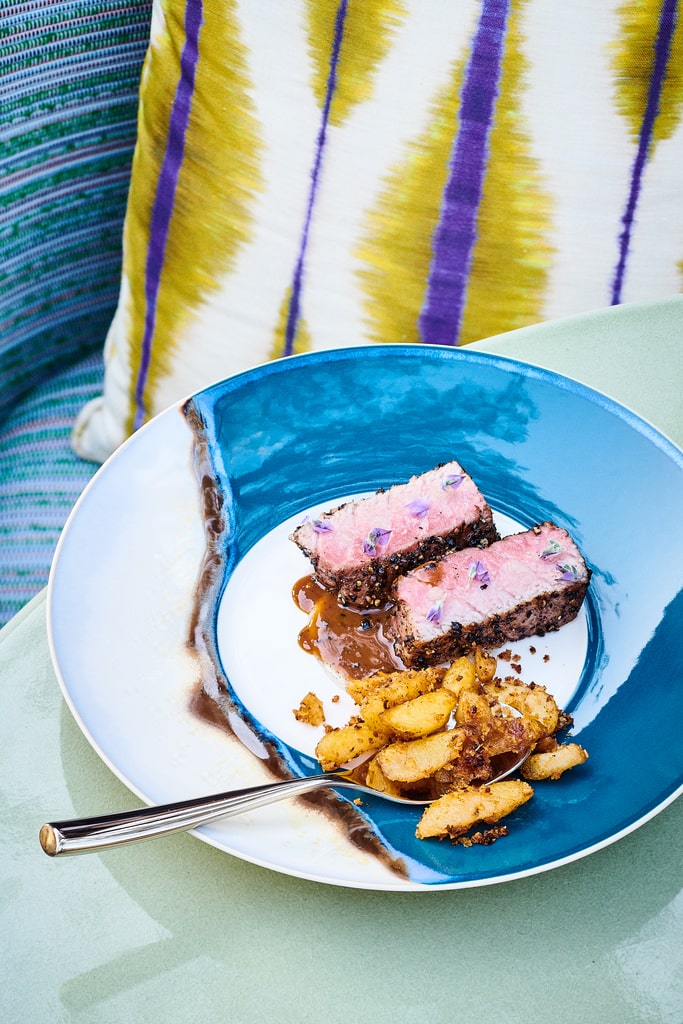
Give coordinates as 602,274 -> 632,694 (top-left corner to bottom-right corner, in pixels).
73,0 -> 683,462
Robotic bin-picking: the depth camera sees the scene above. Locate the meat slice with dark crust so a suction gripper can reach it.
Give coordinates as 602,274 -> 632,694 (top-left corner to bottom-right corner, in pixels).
387,522 -> 590,667
290,461 -> 497,608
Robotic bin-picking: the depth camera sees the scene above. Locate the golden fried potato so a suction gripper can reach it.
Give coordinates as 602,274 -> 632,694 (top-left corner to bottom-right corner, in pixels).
521,742 -> 588,780
415,780 -> 533,839
363,755 -> 404,797
346,672 -> 393,705
347,666 -> 443,706
483,677 -> 560,738
304,652 -> 583,845
359,667 -> 443,729
451,690 -> 532,757
482,714 -> 534,758
378,688 -> 457,739
454,691 -> 496,730
315,721 -> 389,771
441,656 -> 478,699
474,646 -> 497,683
377,729 -> 466,783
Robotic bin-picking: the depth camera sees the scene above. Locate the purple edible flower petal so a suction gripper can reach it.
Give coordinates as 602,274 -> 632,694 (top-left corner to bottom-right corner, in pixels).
468,559 -> 490,584
441,473 -> 465,491
426,598 -> 444,624
404,498 -> 430,519
363,527 -> 392,556
557,563 -> 581,582
311,519 -> 333,534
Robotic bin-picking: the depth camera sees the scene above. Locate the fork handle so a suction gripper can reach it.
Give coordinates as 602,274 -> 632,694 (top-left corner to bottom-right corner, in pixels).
39,773 -> 351,856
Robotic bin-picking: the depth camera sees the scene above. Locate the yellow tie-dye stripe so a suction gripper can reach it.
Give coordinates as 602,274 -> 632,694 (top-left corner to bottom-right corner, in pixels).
123,0 -> 264,433
304,0 -> 407,126
459,0 -> 552,345
354,54 -> 468,345
610,0 -> 683,148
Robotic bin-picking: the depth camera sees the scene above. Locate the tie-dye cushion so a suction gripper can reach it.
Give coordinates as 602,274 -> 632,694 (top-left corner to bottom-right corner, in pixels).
73,0 -> 683,462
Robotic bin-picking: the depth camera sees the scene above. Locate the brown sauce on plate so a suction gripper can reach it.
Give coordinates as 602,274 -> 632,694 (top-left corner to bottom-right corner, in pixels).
294,575 -> 405,679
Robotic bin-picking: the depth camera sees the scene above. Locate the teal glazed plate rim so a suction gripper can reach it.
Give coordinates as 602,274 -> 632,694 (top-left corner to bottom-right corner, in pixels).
48,345 -> 683,890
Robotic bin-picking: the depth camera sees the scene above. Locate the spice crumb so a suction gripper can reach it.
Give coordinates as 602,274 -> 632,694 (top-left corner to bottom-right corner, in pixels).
452,826 -> 509,847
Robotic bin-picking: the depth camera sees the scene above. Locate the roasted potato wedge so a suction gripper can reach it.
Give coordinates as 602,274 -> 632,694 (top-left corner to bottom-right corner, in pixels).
452,691 -> 532,758
378,688 -> 457,739
454,691 -> 496,730
473,646 -> 497,683
376,729 -> 465,783
521,742 -> 588,780
346,671 -> 393,705
301,646 -> 585,844
347,666 -> 443,706
315,721 -> 389,771
483,677 -> 560,738
441,656 -> 478,699
415,780 -> 533,839
359,667 -> 443,729
363,755 -> 404,797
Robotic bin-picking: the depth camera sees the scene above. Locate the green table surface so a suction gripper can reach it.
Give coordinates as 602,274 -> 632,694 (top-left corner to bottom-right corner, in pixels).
2,297 -> 682,1023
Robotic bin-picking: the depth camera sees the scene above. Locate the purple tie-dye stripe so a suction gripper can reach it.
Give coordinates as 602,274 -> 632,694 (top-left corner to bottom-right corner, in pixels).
419,0 -> 510,347
281,0 -> 348,357
611,0 -> 678,305
133,0 -> 204,431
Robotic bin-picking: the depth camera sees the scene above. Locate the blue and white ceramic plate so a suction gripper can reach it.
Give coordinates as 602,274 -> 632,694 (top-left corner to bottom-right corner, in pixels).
48,345 -> 683,890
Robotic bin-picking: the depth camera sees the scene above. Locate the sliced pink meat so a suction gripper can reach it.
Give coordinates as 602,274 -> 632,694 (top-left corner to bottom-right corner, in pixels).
290,461 -> 497,608
388,522 -> 590,666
